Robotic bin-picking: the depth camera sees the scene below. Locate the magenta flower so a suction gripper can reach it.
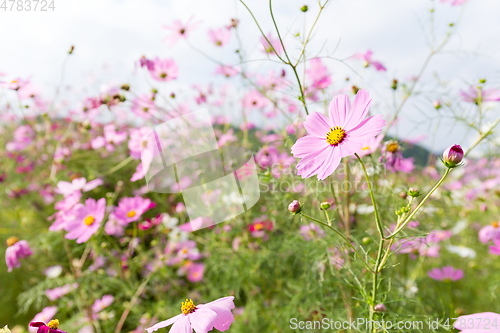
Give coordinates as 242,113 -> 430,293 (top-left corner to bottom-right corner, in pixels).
163,16 -> 201,45
443,144 -> 464,168
291,89 -> 385,180
353,50 -> 386,71
454,312 -> 500,332
92,295 -> 114,314
30,320 -> 66,333
5,237 -> 32,272
427,266 -> 464,281
146,296 -> 235,333
113,196 -> 153,225
29,307 -> 58,333
148,57 -> 179,82
46,283 -> 78,301
64,198 -> 106,244
441,0 -> 468,6
306,58 -> 332,90
260,33 -> 283,56
208,28 -> 231,47
460,85 -> 500,103
479,222 -> 500,243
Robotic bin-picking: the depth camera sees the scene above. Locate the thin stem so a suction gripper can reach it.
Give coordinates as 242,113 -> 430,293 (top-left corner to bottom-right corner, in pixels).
385,168 -> 451,239
354,153 -> 384,238
100,156 -> 134,177
301,213 -> 374,273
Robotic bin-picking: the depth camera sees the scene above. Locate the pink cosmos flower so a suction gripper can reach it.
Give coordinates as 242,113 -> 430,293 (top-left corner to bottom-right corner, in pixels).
5,238 -> 32,272
113,196 -> 153,224
131,94 -> 157,120
353,50 -> 386,71
300,223 -> 325,241
55,178 -> 103,197
215,65 -> 239,77
260,33 -> 283,56
30,321 -> 66,333
147,57 -> 179,82
489,239 -> 500,256
460,85 -> 500,104
187,263 -> 205,282
92,295 -> 114,314
91,124 -> 127,152
242,90 -> 268,109
46,283 -> 78,301
441,0 -> 468,6
5,125 -> 35,152
208,28 -> 231,47
29,306 -> 58,333
478,222 -> 500,244
427,266 -> 464,281
306,58 -> 332,91
291,89 -> 385,180
454,312 -> 500,332
64,198 -> 106,244
357,135 -> 383,157
146,296 -> 235,333
163,16 -> 201,45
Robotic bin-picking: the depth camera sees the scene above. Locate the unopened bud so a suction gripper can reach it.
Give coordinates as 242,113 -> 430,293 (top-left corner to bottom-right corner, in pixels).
442,144 -> 464,168
391,79 -> 398,90
362,237 -> 372,245
408,188 -> 421,197
288,200 -> 301,214
374,304 -> 387,313
433,100 -> 441,110
69,45 -> 75,54
479,78 -> 486,84
352,85 -> 359,94
120,84 -> 130,91
300,5 -> 308,12
320,202 -> 332,210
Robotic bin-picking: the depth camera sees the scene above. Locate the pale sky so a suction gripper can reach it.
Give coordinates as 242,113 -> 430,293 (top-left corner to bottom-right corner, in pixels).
1,0 -> 499,154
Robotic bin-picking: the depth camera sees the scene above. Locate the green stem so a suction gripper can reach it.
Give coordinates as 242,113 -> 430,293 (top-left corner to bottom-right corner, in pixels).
385,168 -> 451,239
301,213 -> 374,273
354,153 -> 384,238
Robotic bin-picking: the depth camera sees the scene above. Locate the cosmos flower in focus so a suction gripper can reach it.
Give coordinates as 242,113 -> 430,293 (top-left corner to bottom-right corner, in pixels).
163,16 -> 201,45
5,237 -> 32,272
291,89 -> 385,180
427,266 -> 464,281
30,320 -> 66,333
146,296 -> 235,333
29,307 -> 58,333
64,198 -> 106,244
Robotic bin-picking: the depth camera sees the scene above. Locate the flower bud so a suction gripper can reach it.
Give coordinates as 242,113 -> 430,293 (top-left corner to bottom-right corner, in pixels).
442,144 -> 464,168
407,188 -> 421,197
352,85 -> 359,94
288,200 -> 301,214
391,79 -> 398,90
362,237 -> 372,245
479,78 -> 486,84
374,303 -> 387,313
433,100 -> 441,110
300,5 -> 308,12
320,202 -> 331,210
120,84 -> 130,91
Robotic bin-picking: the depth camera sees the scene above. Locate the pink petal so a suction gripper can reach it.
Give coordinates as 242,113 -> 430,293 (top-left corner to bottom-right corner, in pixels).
169,314 -> 192,333
346,114 -> 385,143
328,94 -> 351,127
343,89 -> 372,130
338,139 -> 362,158
316,147 -> 341,181
371,61 -> 386,72
303,112 -> 332,138
296,146 -> 331,179
82,179 -> 103,192
146,314 -> 183,333
291,136 -> 328,158
189,307 -> 217,333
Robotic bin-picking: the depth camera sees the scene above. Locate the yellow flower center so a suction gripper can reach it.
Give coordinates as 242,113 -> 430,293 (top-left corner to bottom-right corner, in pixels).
326,126 -> 346,146
181,299 -> 196,315
254,223 -> 263,231
84,216 -> 95,226
6,236 -> 19,247
47,319 -> 59,329
387,142 -> 399,153
362,146 -> 370,151
491,221 -> 499,228
127,210 -> 136,218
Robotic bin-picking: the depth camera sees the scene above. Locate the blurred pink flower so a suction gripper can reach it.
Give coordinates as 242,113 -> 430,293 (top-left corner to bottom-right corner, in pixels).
187,263 -> 205,282
242,90 -> 268,109
162,16 -> 201,45
104,213 -> 125,237
357,135 -> 383,157
5,125 -> 35,152
489,239 -> 500,256
427,266 -> 464,281
46,283 -> 78,301
215,65 -> 239,77
113,196 -> 153,225
131,93 -> 157,120
454,312 -> 500,332
353,50 -> 386,71
147,57 -> 179,82
441,0 -> 468,6
306,58 -> 332,91
64,198 -> 106,243
260,33 -> 283,56
460,86 -> 500,104
300,223 -> 325,241
92,295 -> 114,314
55,178 -> 103,197
292,89 -> 385,180
146,296 -> 235,333
208,27 -> 231,46
478,221 -> 500,244
5,238 -> 32,272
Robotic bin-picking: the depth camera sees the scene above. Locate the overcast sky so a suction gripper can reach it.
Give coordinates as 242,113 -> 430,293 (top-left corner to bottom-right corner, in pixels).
1,0 -> 499,154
